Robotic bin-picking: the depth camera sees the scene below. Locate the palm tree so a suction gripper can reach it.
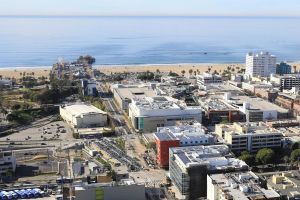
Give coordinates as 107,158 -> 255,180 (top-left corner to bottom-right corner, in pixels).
156,69 -> 160,74
181,70 -> 186,76
188,69 -> 193,76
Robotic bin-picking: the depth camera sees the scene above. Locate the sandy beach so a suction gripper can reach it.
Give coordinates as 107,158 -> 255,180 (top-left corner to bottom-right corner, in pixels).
0,68 -> 51,80
97,63 -> 246,75
0,63 -> 300,80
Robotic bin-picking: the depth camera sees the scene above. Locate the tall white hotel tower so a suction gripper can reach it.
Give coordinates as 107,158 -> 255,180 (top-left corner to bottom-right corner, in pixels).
245,51 -> 277,77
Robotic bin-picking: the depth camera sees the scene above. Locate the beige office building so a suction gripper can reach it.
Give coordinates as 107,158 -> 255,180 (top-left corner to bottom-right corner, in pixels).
215,122 -> 283,153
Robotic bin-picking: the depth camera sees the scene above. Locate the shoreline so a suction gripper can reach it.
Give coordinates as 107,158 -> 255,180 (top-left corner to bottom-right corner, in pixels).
0,61 -> 300,70
0,62 -> 299,79
0,61 -> 300,69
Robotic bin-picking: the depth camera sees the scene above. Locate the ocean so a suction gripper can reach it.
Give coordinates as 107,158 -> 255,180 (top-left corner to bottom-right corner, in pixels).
0,16 -> 300,67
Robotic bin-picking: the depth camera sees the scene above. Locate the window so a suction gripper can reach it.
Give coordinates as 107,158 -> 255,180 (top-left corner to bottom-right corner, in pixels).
138,117 -> 144,129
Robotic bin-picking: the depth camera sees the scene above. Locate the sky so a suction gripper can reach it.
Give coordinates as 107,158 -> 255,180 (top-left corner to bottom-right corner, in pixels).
1,0 -> 300,17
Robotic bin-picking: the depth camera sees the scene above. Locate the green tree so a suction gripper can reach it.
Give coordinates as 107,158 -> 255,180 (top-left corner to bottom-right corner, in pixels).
238,151 -> 255,166
137,71 -> 155,81
188,69 -> 193,75
255,148 -> 275,165
168,71 -> 179,77
291,142 -> 300,150
108,170 -> 117,181
291,149 -> 300,163
207,66 -> 211,73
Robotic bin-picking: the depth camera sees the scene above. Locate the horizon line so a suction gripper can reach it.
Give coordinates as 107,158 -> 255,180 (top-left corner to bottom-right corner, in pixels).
1,14 -> 300,18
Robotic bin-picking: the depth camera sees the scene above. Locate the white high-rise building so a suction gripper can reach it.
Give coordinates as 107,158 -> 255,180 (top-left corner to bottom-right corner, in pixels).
245,51 -> 277,77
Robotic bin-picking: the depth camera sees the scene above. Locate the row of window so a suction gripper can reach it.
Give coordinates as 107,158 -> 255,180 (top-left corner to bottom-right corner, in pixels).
180,140 -> 208,145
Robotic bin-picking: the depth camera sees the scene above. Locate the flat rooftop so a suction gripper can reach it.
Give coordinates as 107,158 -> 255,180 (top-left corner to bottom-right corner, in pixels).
154,123 -> 213,141
210,172 -> 280,200
230,95 -> 289,113
275,74 -> 300,78
197,73 -> 222,79
132,96 -> 179,110
263,171 -> 300,199
203,84 -> 243,95
154,132 -> 179,141
114,86 -> 155,100
170,145 -> 247,169
154,123 -> 211,141
199,96 -> 236,111
218,122 -> 283,136
157,123 -> 205,135
61,104 -> 107,117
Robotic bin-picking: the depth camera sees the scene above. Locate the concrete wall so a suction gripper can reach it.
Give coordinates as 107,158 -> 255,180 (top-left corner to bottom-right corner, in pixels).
60,107 -> 107,128
206,175 -> 216,200
104,184 -> 145,200
76,113 -> 107,128
75,185 -> 145,200
133,115 -> 201,132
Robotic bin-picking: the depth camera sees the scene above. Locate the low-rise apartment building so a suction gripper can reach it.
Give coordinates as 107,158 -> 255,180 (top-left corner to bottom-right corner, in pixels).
215,122 -> 283,153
